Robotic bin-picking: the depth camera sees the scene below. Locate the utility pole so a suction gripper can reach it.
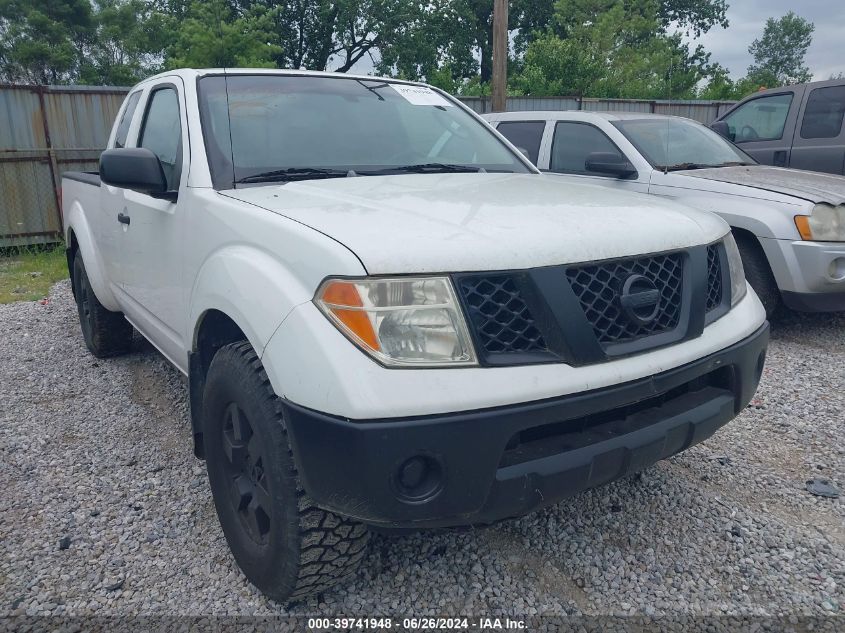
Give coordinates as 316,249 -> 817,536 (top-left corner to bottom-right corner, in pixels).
491,0 -> 508,112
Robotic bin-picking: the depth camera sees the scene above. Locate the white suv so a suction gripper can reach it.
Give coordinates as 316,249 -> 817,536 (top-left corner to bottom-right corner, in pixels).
62,69 -> 768,602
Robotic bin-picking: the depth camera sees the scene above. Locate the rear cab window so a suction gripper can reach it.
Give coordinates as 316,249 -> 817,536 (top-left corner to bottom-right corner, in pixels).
495,121 -> 546,164
800,85 -> 845,139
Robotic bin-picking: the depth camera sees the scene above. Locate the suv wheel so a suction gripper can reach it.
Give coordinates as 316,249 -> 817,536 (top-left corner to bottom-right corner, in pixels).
733,233 -> 781,318
203,341 -> 369,603
72,254 -> 133,357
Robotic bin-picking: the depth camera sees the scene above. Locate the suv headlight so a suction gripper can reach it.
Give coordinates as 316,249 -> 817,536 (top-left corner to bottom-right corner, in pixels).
315,277 -> 477,367
724,233 -> 747,306
795,204 -> 845,242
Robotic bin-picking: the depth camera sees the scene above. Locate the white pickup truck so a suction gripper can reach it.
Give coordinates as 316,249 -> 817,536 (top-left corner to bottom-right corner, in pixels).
62,69 -> 768,603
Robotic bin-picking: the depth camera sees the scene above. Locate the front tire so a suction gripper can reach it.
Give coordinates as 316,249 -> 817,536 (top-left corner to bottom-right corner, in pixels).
72,254 -> 133,358
733,233 -> 781,318
203,342 -> 369,603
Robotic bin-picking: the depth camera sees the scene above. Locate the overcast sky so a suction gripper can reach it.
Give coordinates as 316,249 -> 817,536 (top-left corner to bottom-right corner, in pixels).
688,0 -> 845,80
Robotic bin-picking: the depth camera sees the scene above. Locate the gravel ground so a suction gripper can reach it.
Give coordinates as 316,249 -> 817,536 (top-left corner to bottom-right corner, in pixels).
1,281 -> 843,621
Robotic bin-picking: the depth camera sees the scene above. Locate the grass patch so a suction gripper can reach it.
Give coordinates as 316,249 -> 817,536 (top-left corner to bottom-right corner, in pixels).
0,245 -> 69,304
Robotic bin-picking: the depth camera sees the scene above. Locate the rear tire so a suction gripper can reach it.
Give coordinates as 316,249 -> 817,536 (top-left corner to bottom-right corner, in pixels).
72,254 -> 133,358
733,232 -> 781,318
203,341 -> 369,603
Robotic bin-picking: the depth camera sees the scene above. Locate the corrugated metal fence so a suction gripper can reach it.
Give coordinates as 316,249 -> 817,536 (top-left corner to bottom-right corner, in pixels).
0,85 -> 735,247
458,96 -> 737,123
0,84 -> 129,247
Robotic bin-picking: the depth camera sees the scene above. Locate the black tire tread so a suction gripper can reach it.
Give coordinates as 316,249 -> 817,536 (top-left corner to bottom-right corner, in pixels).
733,232 -> 781,318
72,254 -> 133,358
215,341 -> 368,602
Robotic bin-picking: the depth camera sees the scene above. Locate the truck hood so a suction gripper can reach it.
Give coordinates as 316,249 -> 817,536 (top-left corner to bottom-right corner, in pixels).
678,165 -> 845,206
222,173 -> 727,274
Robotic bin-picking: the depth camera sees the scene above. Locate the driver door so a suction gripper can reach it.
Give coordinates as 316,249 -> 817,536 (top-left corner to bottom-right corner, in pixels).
721,89 -> 804,167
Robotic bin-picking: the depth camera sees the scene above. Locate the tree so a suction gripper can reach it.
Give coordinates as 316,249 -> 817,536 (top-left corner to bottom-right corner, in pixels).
0,0 -> 94,84
80,0 -> 170,85
514,0 -> 717,98
745,11 -> 814,87
235,1 -> 419,73
165,0 -> 280,69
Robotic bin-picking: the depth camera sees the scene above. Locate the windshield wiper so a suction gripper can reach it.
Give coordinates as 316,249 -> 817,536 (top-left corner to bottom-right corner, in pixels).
236,167 -> 354,184
656,161 -> 754,172
364,163 -> 487,175
655,162 -> 711,172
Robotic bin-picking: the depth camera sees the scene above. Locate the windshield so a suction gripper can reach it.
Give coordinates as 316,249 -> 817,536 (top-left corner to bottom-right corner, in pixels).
612,117 -> 756,171
197,74 -> 530,187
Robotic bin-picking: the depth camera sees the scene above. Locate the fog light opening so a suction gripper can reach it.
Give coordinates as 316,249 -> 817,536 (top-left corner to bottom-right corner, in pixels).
393,455 -> 443,503
828,257 -> 845,281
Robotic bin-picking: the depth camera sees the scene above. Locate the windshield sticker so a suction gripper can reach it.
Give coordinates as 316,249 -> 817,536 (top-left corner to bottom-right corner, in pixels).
391,84 -> 453,107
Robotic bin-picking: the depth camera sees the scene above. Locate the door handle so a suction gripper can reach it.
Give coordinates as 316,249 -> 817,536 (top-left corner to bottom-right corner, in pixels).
117,212 -> 131,225
773,150 -> 787,167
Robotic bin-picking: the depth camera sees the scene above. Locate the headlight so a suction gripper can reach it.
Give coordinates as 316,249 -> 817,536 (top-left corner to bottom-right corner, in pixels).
315,277 -> 477,367
723,233 -> 747,306
795,204 -> 845,242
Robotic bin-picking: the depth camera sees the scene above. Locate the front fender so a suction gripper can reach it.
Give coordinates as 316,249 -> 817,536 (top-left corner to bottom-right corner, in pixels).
188,245 -> 321,357
64,200 -> 121,311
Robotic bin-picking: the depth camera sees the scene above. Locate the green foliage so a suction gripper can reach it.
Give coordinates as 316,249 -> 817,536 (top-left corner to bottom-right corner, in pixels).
514,0 -> 716,99
165,0 -> 280,69
511,32 -> 602,97
745,11 -> 814,86
0,245 -> 68,304
79,0 -> 169,85
0,0 -> 818,107
0,0 -> 94,84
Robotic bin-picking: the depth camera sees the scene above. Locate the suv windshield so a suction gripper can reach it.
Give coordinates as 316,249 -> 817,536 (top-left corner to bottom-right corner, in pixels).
198,74 -> 530,187
612,117 -> 755,171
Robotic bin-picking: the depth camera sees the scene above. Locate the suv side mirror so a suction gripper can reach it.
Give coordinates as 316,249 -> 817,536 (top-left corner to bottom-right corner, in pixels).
584,152 -> 637,178
710,120 -> 735,142
100,148 -> 174,199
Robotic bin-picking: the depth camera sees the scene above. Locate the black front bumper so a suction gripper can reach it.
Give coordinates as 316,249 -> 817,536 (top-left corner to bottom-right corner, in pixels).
283,323 -> 769,529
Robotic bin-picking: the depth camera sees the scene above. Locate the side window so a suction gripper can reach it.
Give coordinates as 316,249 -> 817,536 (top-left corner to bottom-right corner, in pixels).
550,122 -> 622,175
495,121 -> 545,164
724,93 -> 793,143
800,86 -> 845,139
114,91 -> 141,149
139,87 -> 182,191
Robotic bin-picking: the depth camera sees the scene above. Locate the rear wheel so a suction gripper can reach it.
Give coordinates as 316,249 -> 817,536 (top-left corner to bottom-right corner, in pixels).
72,254 -> 133,358
203,341 -> 369,603
733,232 -> 781,318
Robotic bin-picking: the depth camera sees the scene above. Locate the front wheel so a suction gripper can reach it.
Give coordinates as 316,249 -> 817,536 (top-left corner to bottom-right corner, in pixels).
203,342 -> 369,603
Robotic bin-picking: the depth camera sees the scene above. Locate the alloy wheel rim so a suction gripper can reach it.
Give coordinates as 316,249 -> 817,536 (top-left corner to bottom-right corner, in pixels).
221,402 -> 271,545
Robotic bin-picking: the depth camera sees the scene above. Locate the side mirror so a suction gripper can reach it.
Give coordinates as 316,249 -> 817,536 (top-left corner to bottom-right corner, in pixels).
584,152 -> 637,178
710,120 -> 734,142
100,148 -> 173,199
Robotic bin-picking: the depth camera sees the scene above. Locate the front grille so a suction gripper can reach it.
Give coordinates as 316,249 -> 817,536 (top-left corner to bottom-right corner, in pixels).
705,244 -> 723,312
456,275 -> 547,354
565,253 -> 684,346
